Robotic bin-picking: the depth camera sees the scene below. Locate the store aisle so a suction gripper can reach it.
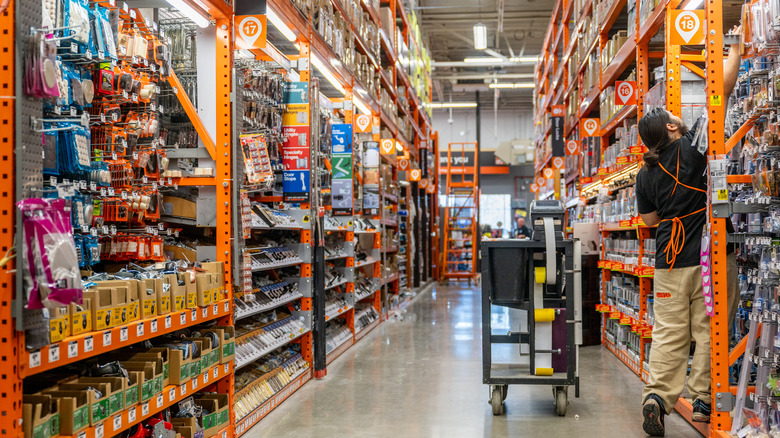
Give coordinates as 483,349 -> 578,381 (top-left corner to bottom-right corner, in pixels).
248,283 -> 701,438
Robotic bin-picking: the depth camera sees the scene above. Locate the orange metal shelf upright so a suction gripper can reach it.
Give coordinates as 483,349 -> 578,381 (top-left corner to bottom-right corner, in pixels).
441,143 -> 479,285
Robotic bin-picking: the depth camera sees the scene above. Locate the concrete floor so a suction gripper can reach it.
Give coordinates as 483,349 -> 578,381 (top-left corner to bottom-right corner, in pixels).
246,283 -> 702,438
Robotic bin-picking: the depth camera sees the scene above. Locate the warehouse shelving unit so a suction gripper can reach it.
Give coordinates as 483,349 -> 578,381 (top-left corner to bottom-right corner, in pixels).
441,142 -> 479,285
534,0 -> 737,435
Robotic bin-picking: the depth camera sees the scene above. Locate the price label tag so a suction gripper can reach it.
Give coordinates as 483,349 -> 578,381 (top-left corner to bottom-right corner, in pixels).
102,225 -> 109,235
110,225 -> 117,235
79,180 -> 87,190
191,309 -> 197,322
168,387 -> 176,401
113,414 -> 121,430
213,303 -> 218,316
122,90 -> 128,99
143,175 -> 148,184
224,363 -> 229,374
160,105 -> 164,114
48,344 -> 60,363
132,93 -> 138,103
142,402 -> 149,416
95,423 -> 104,438
120,326 -> 128,342
103,330 -> 112,347
180,313 -> 186,325
224,301 -> 229,313
151,319 -> 158,333
191,378 -> 198,390
70,42 -> 77,53
165,315 -> 172,329
98,50 -> 105,59
78,431 -> 86,438
128,407 -> 136,423
203,370 -> 209,384
152,181 -> 158,190
156,393 -> 163,408
85,335 -> 94,352
68,340 -> 78,358
180,384 -> 187,396
136,322 -> 144,337
29,351 -> 41,368
223,431 -> 227,438
150,102 -> 156,112
213,366 -> 218,379
202,307 -> 208,318
100,187 -> 107,197
90,182 -> 97,191
108,187 -> 115,196
129,8 -> 136,18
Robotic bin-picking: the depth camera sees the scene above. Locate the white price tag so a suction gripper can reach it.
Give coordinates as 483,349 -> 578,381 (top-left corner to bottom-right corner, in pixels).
142,402 -> 149,416
108,187 -> 115,196
213,303 -> 218,316
103,330 -> 112,347
168,387 -> 176,401
156,393 -> 164,408
180,313 -> 187,325
224,363 -> 229,374
202,307 -> 208,318
165,315 -> 172,329
128,407 -> 136,423
100,187 -> 107,197
85,335 -> 93,352
136,322 -> 144,337
213,366 -> 218,379
90,182 -> 97,191
180,384 -> 186,396
78,431 -> 86,438
203,370 -> 209,384
191,309 -> 197,322
129,8 -> 136,18
224,301 -> 229,313
95,422 -> 104,438
223,431 -> 227,438
112,414 -> 121,430
48,344 -> 59,363
29,351 -> 41,368
68,341 -> 78,358
120,326 -> 128,342
191,378 -> 198,390
151,319 -> 158,333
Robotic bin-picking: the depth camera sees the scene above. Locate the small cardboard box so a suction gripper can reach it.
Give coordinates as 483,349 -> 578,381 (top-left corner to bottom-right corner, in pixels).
49,307 -> 70,344
23,395 -> 60,438
42,391 -> 90,436
214,326 -> 235,364
194,394 -> 229,436
161,274 -> 182,314
123,352 -> 169,388
194,274 -> 212,307
55,382 -> 111,425
162,196 -> 197,219
138,278 -> 161,318
76,376 -> 127,415
148,347 -> 193,386
180,271 -> 198,309
83,288 -> 119,331
69,302 -> 92,336
171,417 -> 200,438
124,371 -> 142,406
201,262 -> 225,302
184,337 -> 214,370
121,361 -> 162,402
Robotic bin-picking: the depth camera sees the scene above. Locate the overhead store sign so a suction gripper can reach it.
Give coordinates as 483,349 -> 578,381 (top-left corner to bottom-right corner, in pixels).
552,156 -> 564,169
580,118 -> 599,137
282,82 -> 311,202
427,183 -> 436,194
381,139 -> 395,154
530,183 -> 539,193
566,139 -> 579,155
420,178 -> 429,189
355,114 -> 373,133
235,15 -> 267,49
615,81 -> 636,105
439,151 -> 475,167
398,157 -> 410,171
543,168 -> 554,179
670,10 -> 705,45
551,105 -> 565,156
410,169 -> 421,181
331,124 -> 353,215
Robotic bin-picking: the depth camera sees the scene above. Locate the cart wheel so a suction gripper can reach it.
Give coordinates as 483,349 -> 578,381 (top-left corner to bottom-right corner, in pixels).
491,386 -> 504,415
554,386 -> 568,416
500,385 -> 508,401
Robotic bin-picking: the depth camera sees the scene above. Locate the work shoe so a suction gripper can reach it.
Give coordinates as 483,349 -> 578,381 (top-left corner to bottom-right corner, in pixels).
642,394 -> 666,436
692,399 -> 711,423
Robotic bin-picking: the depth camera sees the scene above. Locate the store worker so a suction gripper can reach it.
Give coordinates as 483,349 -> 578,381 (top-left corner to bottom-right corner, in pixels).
514,216 -> 531,239
636,29 -> 742,437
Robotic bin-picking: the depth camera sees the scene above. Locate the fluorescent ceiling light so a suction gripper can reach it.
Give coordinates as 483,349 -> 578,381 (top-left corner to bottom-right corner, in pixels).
683,0 -> 704,9
396,142 -> 403,152
514,83 -> 534,88
268,7 -> 297,42
489,83 -> 514,89
311,53 -> 345,95
464,57 -> 503,64
488,83 -> 535,89
430,102 -> 477,108
509,56 -> 540,62
473,23 -> 487,50
353,95 -> 370,115
164,0 -> 210,28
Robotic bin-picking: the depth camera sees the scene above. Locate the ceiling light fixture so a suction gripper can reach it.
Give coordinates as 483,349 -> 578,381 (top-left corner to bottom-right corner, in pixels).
164,0 -> 210,28
268,7 -> 297,42
473,23 -> 487,50
509,56 -> 540,63
311,53 -> 345,95
488,83 -> 514,89
430,102 -> 478,108
514,83 -> 535,88
464,56 -> 503,64
353,95 -> 370,115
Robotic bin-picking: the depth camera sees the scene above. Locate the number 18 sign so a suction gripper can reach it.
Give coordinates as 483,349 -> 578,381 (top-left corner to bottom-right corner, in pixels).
235,15 -> 268,49
670,10 -> 705,45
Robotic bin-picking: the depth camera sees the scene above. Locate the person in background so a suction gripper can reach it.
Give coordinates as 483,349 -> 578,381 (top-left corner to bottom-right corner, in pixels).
514,216 -> 531,239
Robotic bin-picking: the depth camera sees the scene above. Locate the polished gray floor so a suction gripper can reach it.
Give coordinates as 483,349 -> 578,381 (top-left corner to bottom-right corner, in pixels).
247,283 -> 702,437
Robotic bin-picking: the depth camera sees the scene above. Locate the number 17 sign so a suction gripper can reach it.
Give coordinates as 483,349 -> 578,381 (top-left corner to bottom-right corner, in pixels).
235,15 -> 268,49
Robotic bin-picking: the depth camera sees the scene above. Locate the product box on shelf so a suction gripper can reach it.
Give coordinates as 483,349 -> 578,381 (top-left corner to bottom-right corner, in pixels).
125,351 -> 170,387
185,335 -> 217,369
124,371 -> 142,406
55,381 -> 112,424
211,326 -> 235,364
120,359 -> 164,402
201,261 -> 226,302
23,395 -> 60,438
171,417 -> 202,438
83,283 -> 139,331
49,308 -> 70,344
75,376 -> 127,415
40,391 -> 89,436
138,278 -> 162,318
163,273 -> 184,312
162,196 -> 198,220
180,271 -> 198,309
69,302 -> 92,336
149,347 -> 190,386
194,393 -> 230,436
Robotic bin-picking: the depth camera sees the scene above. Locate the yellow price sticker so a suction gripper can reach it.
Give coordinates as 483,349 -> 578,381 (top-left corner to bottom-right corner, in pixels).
710,95 -> 722,106
717,188 -> 728,201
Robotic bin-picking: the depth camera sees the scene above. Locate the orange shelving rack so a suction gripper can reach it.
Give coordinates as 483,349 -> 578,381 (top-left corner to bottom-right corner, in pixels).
441,142 -> 480,285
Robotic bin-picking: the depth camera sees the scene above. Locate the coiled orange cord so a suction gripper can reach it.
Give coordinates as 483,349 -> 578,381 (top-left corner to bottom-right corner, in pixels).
656,144 -> 706,270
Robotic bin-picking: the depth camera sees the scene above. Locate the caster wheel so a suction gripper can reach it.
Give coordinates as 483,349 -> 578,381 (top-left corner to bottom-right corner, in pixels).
490,386 -> 504,415
500,385 -> 508,401
554,386 -> 568,416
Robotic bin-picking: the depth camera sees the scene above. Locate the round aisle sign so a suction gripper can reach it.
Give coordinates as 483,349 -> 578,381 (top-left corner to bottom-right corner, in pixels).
674,11 -> 701,44
355,114 -> 372,132
552,157 -> 564,169
582,118 -> 599,136
236,15 -> 267,49
398,158 -> 410,171
530,183 -> 539,193
616,81 -> 635,105
543,168 -> 554,179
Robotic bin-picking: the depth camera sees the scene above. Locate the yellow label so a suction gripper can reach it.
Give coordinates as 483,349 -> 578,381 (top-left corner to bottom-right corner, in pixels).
173,295 -> 185,311
717,188 -> 728,201
201,289 -> 211,305
72,313 -> 91,335
710,95 -> 722,106
49,317 -> 69,342
160,296 -> 171,313
143,300 -> 156,318
96,309 -> 112,330
126,303 -> 140,322
187,292 -> 197,309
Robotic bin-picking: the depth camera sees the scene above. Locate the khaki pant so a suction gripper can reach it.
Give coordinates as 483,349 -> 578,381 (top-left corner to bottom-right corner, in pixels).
642,254 -> 739,413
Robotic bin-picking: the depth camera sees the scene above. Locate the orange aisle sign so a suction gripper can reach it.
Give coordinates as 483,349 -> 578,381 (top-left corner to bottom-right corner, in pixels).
380,139 -> 395,154
543,168 -> 554,179
235,15 -> 267,49
427,183 -> 436,194
615,81 -> 637,105
410,169 -> 421,181
580,118 -> 599,137
536,176 -> 545,186
552,157 -> 564,169
551,105 -> 565,116
670,10 -> 705,45
530,183 -> 539,192
420,178 -> 429,188
355,114 -> 373,133
566,139 -> 580,155
398,157 -> 410,171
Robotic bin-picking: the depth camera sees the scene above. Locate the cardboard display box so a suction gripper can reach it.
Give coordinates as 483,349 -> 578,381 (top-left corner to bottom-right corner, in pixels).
69,302 -> 91,336
23,395 -> 60,438
40,390 -> 90,436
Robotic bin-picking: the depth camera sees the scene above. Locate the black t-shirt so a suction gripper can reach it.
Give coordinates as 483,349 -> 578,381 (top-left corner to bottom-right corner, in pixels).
516,225 -> 532,238
636,124 -> 708,269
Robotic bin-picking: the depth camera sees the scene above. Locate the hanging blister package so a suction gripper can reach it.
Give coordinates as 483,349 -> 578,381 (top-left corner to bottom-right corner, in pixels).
17,198 -> 83,310
66,0 -> 90,46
